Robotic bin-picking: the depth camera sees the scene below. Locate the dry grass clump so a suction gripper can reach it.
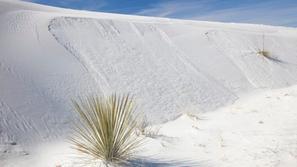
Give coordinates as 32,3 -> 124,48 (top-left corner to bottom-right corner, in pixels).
257,50 -> 270,58
70,94 -> 142,165
136,116 -> 159,138
257,34 -> 270,58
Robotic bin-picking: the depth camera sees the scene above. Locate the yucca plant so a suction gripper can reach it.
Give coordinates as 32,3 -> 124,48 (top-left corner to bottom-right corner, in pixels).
70,94 -> 142,166
257,50 -> 270,57
257,33 -> 270,58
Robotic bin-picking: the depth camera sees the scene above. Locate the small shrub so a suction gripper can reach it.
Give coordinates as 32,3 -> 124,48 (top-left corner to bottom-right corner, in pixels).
142,127 -> 160,138
70,94 -> 142,165
137,116 -> 149,135
257,33 -> 270,58
257,50 -> 270,58
136,116 -> 159,138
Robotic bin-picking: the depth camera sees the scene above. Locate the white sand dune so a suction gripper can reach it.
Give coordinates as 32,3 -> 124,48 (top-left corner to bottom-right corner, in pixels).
0,0 -> 297,166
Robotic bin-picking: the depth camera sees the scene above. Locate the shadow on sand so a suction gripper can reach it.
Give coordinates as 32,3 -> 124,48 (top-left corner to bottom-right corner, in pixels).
264,55 -> 285,64
124,158 -> 211,167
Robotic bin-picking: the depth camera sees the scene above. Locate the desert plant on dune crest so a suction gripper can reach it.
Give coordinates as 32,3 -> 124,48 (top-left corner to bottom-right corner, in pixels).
257,33 -> 270,58
70,94 -> 142,166
257,50 -> 270,57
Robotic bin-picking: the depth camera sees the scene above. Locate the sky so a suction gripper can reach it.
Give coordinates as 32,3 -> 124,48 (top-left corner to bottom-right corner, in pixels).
25,0 -> 297,27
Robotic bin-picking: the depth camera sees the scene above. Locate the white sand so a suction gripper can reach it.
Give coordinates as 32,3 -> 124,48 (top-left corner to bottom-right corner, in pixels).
0,0 -> 297,166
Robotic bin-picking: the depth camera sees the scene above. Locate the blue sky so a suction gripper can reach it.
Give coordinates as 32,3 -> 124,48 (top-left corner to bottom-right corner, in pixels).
26,0 -> 297,27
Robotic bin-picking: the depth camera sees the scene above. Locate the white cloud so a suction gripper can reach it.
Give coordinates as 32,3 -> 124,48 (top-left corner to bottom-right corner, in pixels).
137,0 -> 212,17
194,2 -> 297,27
23,0 -> 106,11
136,0 -> 297,27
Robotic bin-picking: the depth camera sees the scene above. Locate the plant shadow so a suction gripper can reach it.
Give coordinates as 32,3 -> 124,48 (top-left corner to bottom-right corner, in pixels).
264,55 -> 285,64
124,158 -> 210,167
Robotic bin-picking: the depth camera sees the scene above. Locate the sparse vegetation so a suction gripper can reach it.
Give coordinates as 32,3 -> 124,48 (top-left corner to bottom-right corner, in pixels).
257,33 -> 270,58
257,50 -> 270,57
137,116 -> 149,135
70,94 -> 142,166
136,116 -> 159,138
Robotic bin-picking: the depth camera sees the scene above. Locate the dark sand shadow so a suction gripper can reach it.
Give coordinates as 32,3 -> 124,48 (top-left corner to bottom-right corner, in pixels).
124,158 -> 211,167
264,55 -> 285,64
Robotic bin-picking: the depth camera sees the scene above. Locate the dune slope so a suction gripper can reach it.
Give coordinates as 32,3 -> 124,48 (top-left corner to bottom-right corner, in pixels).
0,0 -> 297,166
